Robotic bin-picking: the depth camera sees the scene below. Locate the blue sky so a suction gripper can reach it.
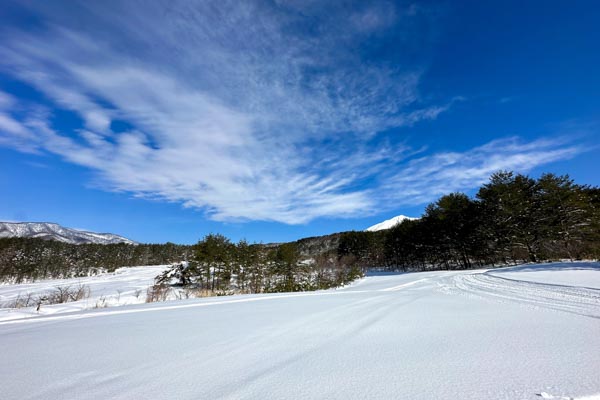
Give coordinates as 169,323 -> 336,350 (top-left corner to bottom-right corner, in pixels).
0,1 -> 598,244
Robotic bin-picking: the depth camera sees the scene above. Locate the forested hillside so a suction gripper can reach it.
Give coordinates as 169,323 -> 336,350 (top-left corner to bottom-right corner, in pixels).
0,240 -> 192,283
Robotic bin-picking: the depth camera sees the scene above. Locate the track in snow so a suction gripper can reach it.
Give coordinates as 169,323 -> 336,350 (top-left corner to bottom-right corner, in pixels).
446,271 -> 600,319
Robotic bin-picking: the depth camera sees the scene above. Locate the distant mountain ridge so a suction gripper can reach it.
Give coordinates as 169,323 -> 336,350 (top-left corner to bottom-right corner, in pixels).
0,222 -> 137,245
1,215 -> 416,247
365,215 -> 418,232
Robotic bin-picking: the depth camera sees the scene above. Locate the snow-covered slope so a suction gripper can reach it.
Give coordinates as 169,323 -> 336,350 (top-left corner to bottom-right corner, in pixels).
0,222 -> 137,244
0,262 -> 598,400
365,214 -> 418,231
0,265 -> 168,321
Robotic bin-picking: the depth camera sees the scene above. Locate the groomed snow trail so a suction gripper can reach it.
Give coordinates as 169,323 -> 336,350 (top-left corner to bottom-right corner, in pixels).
447,271 -> 600,319
0,263 -> 598,400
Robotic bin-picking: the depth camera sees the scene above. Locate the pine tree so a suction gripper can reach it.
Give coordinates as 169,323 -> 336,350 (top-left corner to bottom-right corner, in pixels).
195,234 -> 233,292
477,172 -> 541,263
537,174 -> 597,259
424,193 -> 479,269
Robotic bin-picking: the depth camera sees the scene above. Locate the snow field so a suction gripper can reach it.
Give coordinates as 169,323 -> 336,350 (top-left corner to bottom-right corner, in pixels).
0,265 -> 168,321
0,262 -> 598,399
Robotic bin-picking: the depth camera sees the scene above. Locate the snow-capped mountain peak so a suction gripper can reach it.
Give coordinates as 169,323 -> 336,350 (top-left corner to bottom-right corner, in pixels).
0,222 -> 137,245
365,215 -> 418,232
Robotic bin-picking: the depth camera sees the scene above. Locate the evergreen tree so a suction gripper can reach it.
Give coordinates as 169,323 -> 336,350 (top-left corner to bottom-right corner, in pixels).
271,242 -> 299,292
195,234 -> 233,291
477,172 -> 541,263
423,193 -> 479,269
537,174 -> 598,259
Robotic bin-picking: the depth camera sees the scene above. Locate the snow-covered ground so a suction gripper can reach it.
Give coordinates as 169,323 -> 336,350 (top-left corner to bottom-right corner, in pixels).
0,265 -> 168,321
488,262 -> 600,289
0,262 -> 598,400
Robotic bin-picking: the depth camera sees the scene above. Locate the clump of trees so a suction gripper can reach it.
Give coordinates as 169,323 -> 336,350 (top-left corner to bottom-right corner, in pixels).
153,234 -> 362,297
338,172 -> 599,271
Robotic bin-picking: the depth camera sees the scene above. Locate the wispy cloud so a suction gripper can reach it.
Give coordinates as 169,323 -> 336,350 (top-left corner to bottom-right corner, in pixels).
0,1 -> 586,223
380,137 -> 584,205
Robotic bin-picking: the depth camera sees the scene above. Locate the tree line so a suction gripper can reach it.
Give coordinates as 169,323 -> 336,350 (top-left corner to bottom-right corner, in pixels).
0,239 -> 193,283
0,233 -> 361,291
337,172 -> 600,271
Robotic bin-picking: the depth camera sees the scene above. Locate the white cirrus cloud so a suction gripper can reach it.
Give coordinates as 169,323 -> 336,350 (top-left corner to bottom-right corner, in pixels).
0,1 -> 587,223
379,136 -> 584,205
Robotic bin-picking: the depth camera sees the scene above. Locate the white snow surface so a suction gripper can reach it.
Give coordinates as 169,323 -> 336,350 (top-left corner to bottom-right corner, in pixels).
1,262 -> 599,400
488,262 -> 600,289
0,265 -> 168,321
365,214 -> 418,231
0,221 -> 137,244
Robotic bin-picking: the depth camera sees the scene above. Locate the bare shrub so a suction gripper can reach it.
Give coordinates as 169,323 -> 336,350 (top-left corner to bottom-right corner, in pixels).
45,284 -> 91,304
27,284 -> 92,312
192,288 -> 220,298
172,287 -> 206,300
2,285 -> 92,310
146,284 -> 171,303
49,286 -> 73,304
143,283 -> 233,304
3,292 -> 35,309
95,296 -> 107,308
69,284 -> 91,302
